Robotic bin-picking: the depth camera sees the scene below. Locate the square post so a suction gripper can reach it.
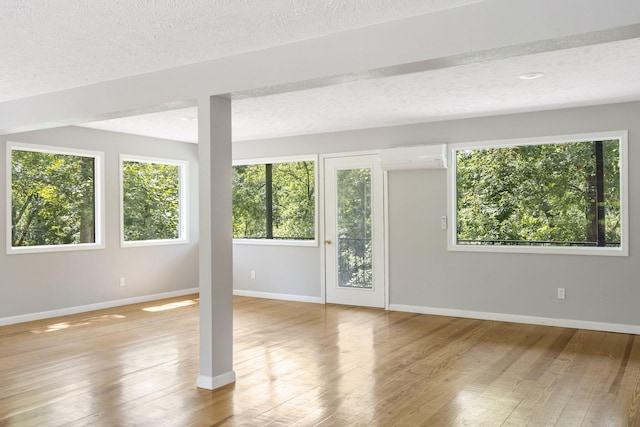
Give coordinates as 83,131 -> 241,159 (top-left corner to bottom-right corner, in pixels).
197,95 -> 235,389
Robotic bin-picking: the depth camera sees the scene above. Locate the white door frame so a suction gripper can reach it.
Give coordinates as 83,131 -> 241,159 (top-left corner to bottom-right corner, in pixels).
320,151 -> 388,309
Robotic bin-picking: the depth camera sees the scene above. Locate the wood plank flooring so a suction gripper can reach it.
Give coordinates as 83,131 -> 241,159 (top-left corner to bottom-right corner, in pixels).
1,295 -> 639,426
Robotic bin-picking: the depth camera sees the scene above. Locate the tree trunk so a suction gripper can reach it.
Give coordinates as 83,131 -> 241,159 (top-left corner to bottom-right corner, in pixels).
265,164 -> 273,239
79,157 -> 95,243
586,141 -> 605,246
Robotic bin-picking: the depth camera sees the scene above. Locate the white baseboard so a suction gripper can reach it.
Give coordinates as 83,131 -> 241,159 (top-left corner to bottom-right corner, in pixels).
389,303 -> 640,335
233,289 -> 323,304
197,370 -> 236,390
0,288 -> 199,327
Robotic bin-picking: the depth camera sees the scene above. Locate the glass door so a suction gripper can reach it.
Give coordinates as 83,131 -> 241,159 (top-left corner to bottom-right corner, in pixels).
324,155 -> 385,308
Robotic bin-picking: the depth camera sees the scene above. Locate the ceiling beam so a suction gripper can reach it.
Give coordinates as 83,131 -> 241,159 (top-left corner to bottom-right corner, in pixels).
1,0 -> 639,135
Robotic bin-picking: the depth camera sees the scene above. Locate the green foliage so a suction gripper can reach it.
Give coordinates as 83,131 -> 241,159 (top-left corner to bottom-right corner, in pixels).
232,161 -> 315,240
11,149 -> 95,247
456,140 -> 621,247
272,162 -> 315,239
337,168 -> 372,288
232,164 -> 266,238
122,161 -> 181,241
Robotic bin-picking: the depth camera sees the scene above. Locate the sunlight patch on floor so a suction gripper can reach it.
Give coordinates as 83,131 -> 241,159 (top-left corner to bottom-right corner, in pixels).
142,299 -> 196,312
31,314 -> 126,334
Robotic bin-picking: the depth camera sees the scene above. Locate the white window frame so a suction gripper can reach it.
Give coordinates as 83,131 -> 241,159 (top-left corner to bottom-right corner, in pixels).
6,142 -> 105,255
232,155 -> 319,247
120,154 -> 189,248
447,130 -> 629,256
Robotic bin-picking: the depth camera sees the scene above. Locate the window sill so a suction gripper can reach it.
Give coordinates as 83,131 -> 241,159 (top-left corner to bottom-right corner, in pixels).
121,238 -> 190,248
448,243 -> 628,257
7,242 -> 105,255
233,238 -> 318,248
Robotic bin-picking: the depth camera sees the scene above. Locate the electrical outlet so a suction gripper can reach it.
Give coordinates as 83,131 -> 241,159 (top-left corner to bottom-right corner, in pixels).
119,277 -> 126,287
557,287 -> 565,299
251,270 -> 256,280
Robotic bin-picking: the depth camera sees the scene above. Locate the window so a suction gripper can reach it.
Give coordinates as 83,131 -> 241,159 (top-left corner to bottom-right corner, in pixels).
233,156 -> 317,245
7,142 -> 104,254
448,131 -> 628,256
120,155 -> 188,246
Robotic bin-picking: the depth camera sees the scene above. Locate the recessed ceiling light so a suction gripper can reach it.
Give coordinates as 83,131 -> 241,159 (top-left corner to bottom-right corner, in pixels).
180,116 -> 196,121
518,72 -> 545,80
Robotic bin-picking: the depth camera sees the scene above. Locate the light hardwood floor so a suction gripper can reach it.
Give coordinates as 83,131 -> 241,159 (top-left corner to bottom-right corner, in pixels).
1,295 -> 639,426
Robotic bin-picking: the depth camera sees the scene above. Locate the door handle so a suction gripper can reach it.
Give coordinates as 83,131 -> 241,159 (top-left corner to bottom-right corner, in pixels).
325,240 -> 332,244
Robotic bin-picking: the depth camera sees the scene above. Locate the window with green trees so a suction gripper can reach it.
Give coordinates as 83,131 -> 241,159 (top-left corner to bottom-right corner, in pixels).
337,168 -> 372,288
9,143 -> 103,253
450,132 -> 627,255
233,158 -> 316,242
121,156 -> 188,245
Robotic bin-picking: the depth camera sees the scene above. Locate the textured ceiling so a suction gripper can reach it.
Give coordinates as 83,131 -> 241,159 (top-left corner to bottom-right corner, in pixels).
3,1 -> 640,142
81,37 -> 640,142
0,0 -> 480,103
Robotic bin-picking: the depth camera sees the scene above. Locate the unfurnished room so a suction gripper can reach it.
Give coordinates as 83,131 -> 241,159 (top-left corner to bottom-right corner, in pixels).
1,1 -> 640,425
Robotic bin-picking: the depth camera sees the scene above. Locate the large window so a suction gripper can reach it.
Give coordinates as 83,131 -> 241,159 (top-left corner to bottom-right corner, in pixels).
7,142 -> 104,254
233,156 -> 316,245
448,131 -> 628,256
120,155 -> 188,247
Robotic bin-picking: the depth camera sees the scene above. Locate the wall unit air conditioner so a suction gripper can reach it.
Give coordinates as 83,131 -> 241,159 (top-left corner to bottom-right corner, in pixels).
378,144 -> 447,170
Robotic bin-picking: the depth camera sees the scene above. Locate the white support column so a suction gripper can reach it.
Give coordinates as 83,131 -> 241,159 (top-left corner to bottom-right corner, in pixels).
197,95 -> 236,390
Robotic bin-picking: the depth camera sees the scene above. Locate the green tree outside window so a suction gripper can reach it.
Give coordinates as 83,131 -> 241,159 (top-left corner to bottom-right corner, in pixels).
122,159 -> 184,242
11,148 -> 97,248
232,160 -> 315,241
456,140 -> 621,247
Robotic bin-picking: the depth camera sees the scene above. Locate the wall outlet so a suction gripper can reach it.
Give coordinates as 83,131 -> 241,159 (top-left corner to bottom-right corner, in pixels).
119,277 -> 126,287
440,216 -> 448,230
250,270 -> 256,280
557,287 -> 565,299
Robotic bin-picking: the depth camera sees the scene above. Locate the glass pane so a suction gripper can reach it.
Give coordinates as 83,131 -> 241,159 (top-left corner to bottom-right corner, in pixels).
232,161 -> 316,241
337,168 -> 372,288
232,164 -> 267,238
11,150 -> 95,247
456,140 -> 621,248
123,161 -> 181,241
272,161 -> 315,240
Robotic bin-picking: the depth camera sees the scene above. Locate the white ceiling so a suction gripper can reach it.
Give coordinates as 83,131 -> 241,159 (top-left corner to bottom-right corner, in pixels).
81,38 -> 640,142
3,1 -> 640,142
0,0 -> 479,103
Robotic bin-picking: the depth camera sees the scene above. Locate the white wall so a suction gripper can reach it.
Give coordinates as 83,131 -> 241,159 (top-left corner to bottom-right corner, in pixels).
3,101 -> 638,331
233,101 -> 640,330
233,245 -> 321,300
0,126 -> 199,322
